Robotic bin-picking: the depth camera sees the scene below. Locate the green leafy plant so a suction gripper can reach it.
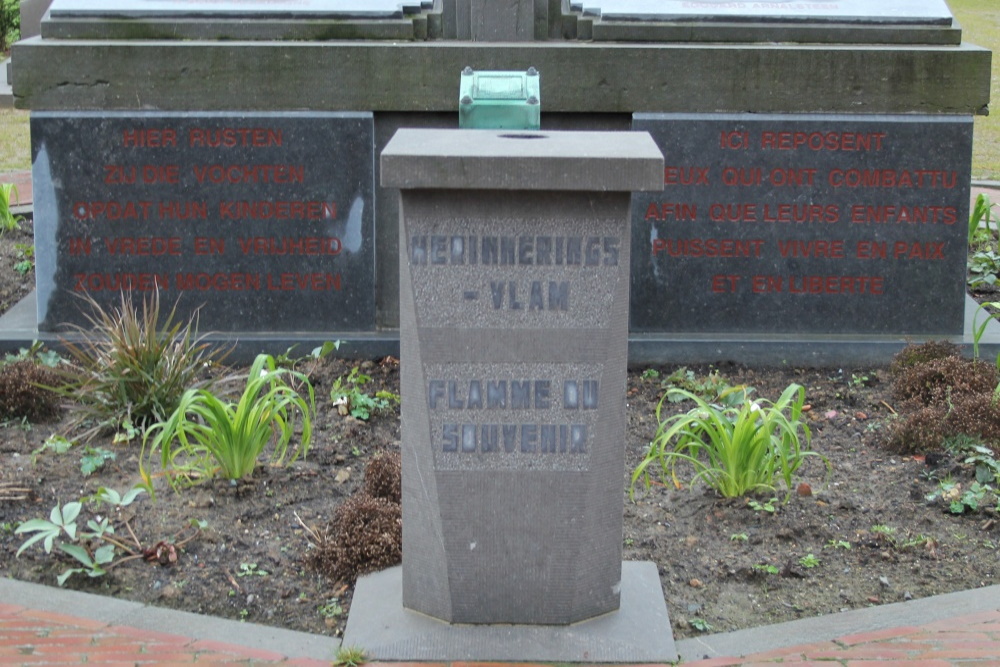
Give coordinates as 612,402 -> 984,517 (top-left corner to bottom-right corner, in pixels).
641,368 -> 660,381
944,436 -> 1000,485
31,434 -> 74,464
4,340 -> 61,368
661,366 -> 742,404
689,618 -> 713,632
13,243 -> 33,275
631,383 -> 828,500
730,532 -> 748,542
752,563 -> 779,575
55,290 -> 227,440
748,497 -> 777,513
318,599 -> 344,619
15,487 -> 202,586
969,250 -> 1000,289
141,353 -> 314,496
850,373 -> 873,388
80,445 -> 116,476
798,553 -> 820,568
331,366 -> 398,420
15,501 -> 82,556
334,646 -> 368,667
237,562 -> 269,577
825,539 -> 851,550
0,183 -> 23,233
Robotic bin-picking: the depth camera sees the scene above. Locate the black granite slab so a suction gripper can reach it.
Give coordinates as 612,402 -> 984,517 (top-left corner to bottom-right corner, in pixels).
31,111 -> 375,332
630,113 -> 972,336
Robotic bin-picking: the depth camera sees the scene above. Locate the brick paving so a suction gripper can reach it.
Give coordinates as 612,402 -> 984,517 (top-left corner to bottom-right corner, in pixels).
2,598 -> 1000,665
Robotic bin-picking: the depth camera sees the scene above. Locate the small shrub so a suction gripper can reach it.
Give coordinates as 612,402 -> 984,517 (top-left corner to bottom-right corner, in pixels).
363,450 -> 401,503
0,360 -> 60,421
887,395 -> 1000,455
888,340 -> 960,378
892,356 -> 998,407
55,291 -> 226,439
307,493 -> 401,583
631,383 -> 828,500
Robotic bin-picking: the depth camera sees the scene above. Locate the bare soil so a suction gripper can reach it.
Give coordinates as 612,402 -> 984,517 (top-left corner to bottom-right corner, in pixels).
0,223 -> 998,642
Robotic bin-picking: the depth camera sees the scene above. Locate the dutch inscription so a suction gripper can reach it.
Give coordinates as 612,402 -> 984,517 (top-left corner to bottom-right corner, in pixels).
631,114 -> 971,335
32,111 -> 375,331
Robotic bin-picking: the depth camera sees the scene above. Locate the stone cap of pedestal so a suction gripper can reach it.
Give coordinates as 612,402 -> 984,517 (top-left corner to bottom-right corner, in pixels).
381,129 -> 664,192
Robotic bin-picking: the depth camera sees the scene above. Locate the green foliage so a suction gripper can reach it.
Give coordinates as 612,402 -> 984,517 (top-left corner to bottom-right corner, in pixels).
944,435 -> 1000,485
237,562 -> 268,577
748,497 -> 777,513
55,290 -> 226,440
0,0 -> 18,53
798,553 -> 820,568
825,539 -> 851,550
660,366 -> 743,404
13,487 -> 205,586
141,353 -> 314,496
331,366 -> 398,420
0,182 -> 21,233
334,646 -> 368,667
730,532 -> 748,542
32,434 -> 73,463
12,243 -> 33,274
969,251 -> 1000,289
274,340 -> 340,371
928,479 -> 996,514
80,446 -> 115,476
689,618 -> 713,632
15,501 -> 81,555
631,383 -> 828,500
318,599 -> 344,619
3,340 -> 61,368
640,368 -> 660,381
969,193 -> 998,247
752,563 -> 779,575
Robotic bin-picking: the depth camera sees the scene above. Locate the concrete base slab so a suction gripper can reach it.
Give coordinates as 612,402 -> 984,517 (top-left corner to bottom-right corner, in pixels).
342,560 -> 676,663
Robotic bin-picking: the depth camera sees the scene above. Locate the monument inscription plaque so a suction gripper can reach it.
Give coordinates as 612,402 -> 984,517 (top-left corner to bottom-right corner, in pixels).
31,111 -> 375,332
631,113 -> 972,336
383,129 -> 663,625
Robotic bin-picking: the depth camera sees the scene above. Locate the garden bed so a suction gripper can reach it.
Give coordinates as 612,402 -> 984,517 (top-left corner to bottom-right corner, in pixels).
0,224 -> 997,641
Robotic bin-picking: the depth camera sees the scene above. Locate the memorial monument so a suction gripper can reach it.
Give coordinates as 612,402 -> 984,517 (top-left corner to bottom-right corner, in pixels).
6,0 -> 992,362
340,127 -> 675,661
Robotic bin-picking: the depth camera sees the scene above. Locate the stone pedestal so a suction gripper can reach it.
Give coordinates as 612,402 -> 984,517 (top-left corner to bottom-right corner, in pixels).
381,129 -> 662,625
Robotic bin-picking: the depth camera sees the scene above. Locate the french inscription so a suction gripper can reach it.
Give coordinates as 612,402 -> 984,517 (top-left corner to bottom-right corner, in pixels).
630,113 -> 971,335
424,365 -> 603,471
32,111 -> 375,332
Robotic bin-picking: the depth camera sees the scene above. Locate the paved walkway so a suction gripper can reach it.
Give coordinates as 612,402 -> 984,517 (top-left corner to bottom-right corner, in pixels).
1,577 -> 999,665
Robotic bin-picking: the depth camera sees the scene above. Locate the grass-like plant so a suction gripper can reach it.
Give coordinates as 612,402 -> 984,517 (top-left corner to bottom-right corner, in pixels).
140,353 -> 314,495
631,383 -> 828,500
0,182 -> 22,233
56,290 -> 225,440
